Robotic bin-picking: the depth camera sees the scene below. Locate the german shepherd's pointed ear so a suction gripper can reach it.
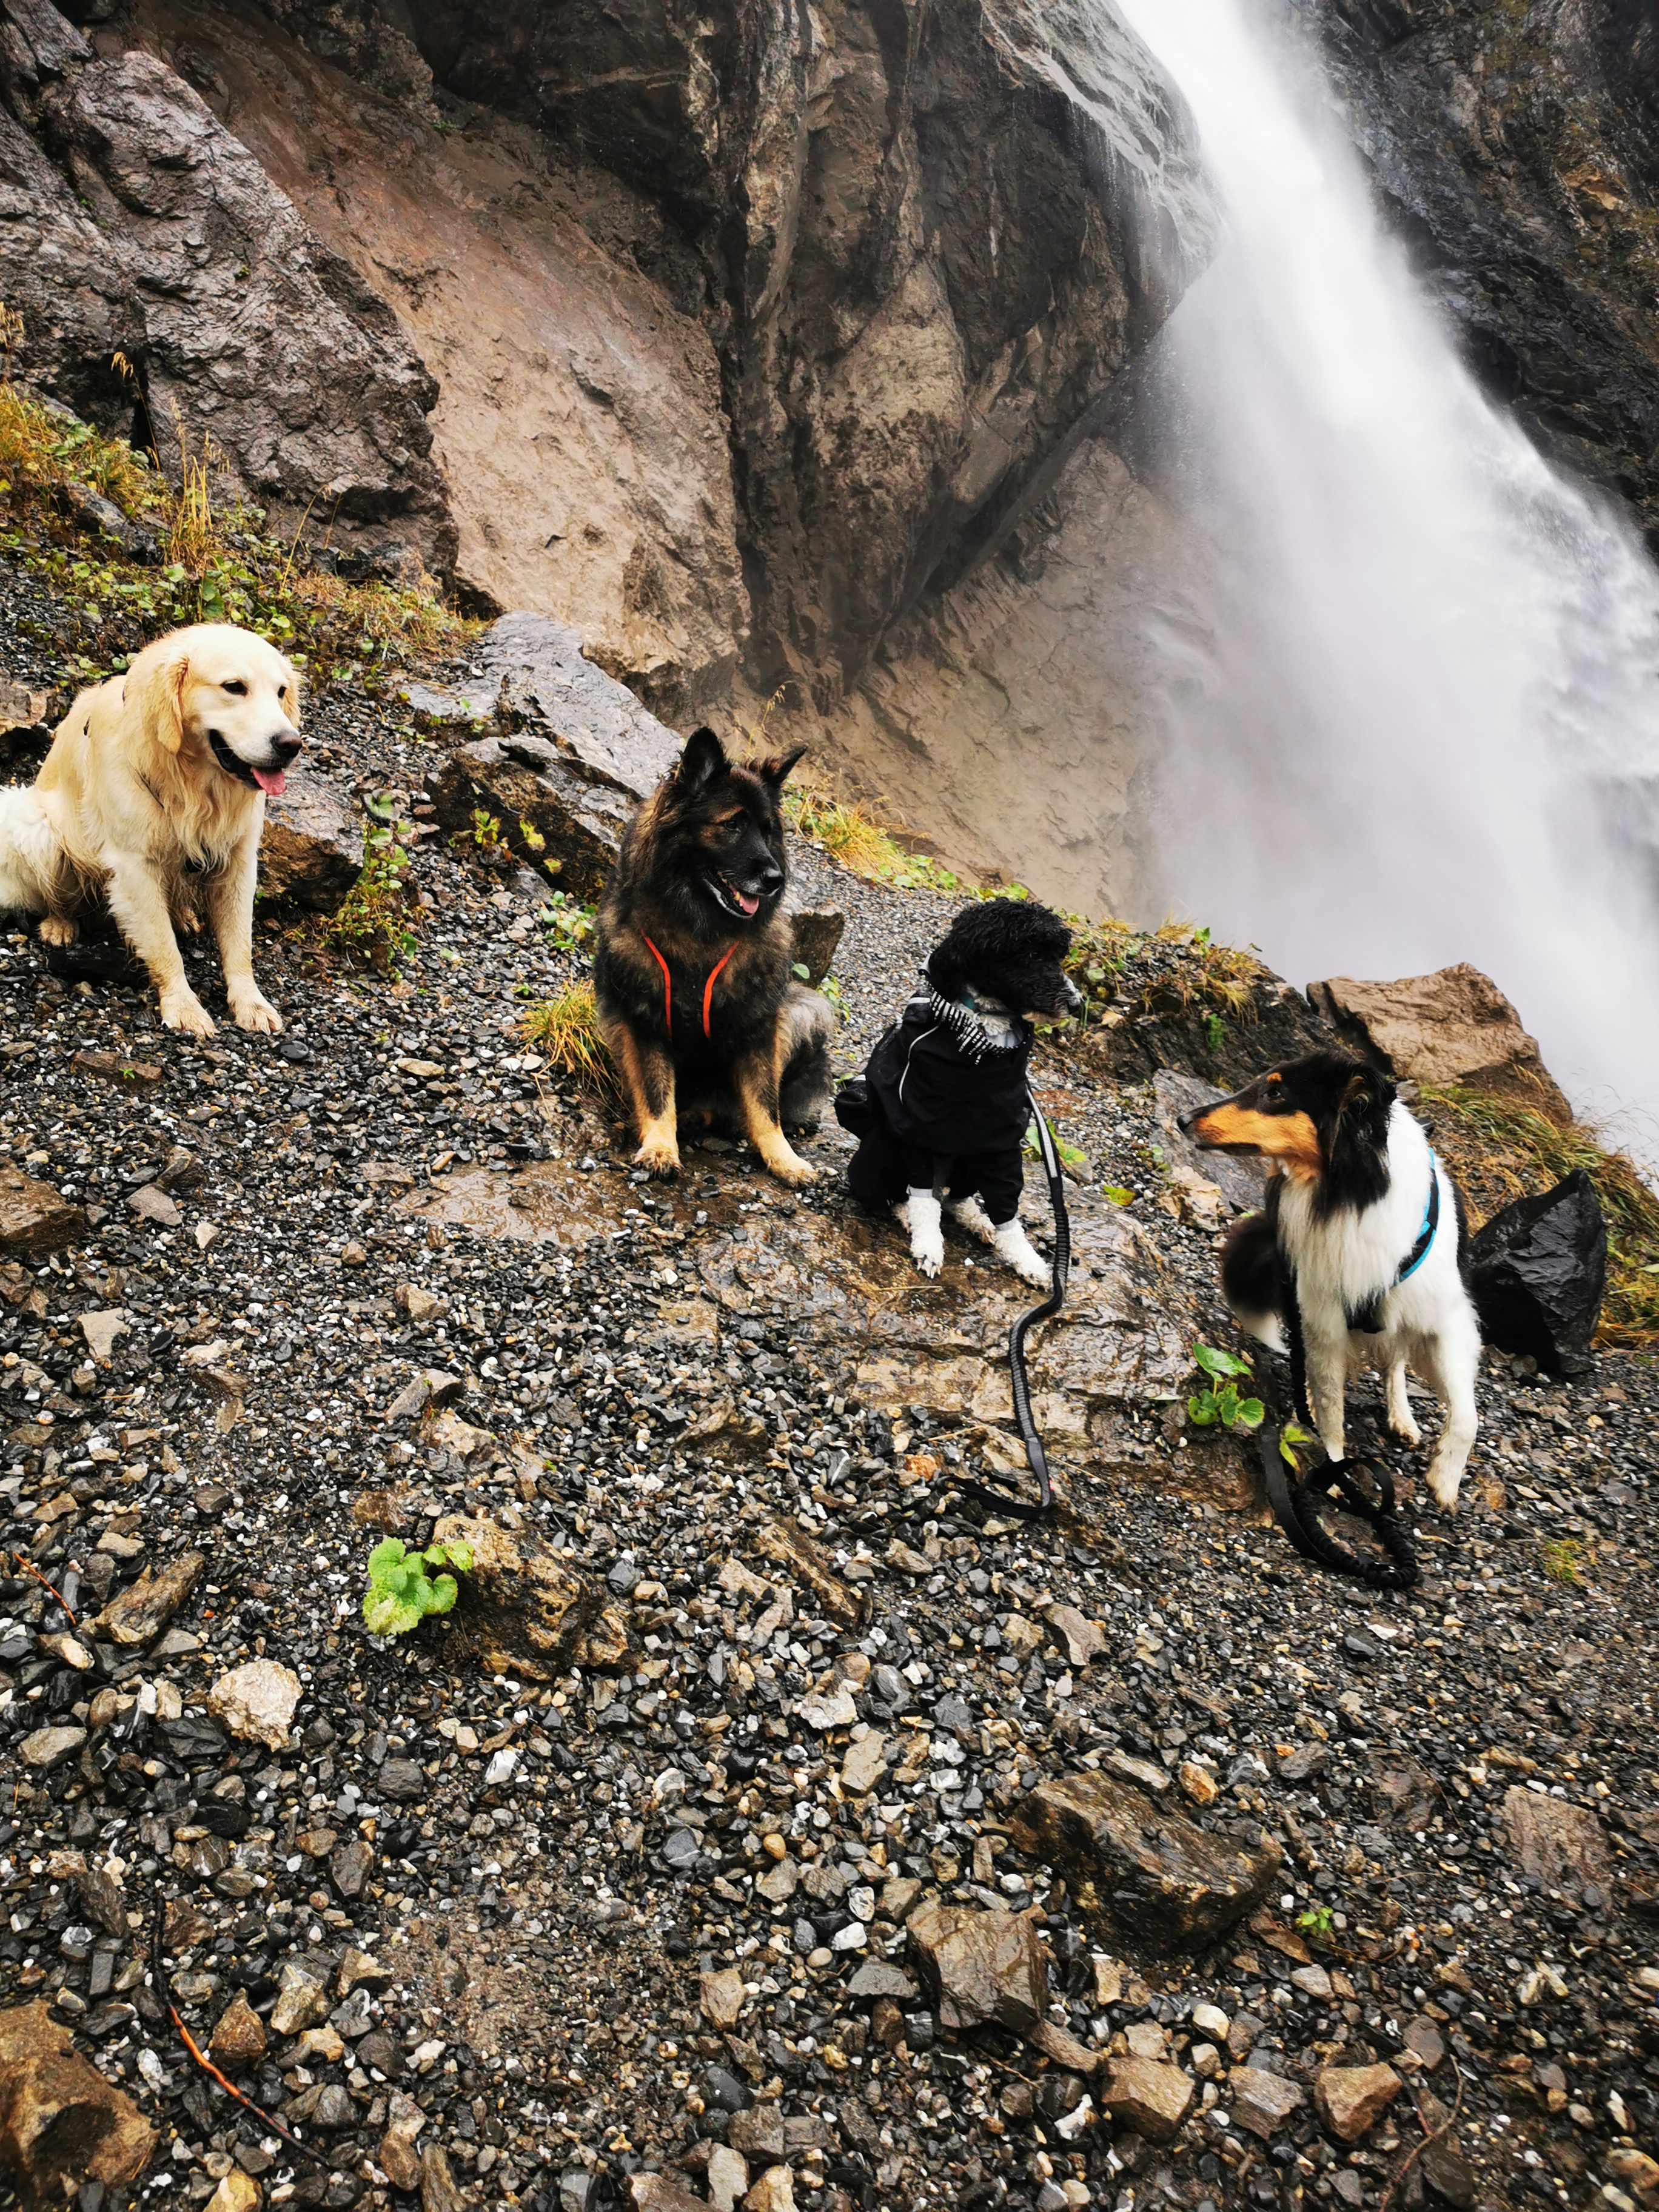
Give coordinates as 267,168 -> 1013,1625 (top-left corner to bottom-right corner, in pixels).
679,726 -> 728,793
129,640 -> 189,756
757,745 -> 808,790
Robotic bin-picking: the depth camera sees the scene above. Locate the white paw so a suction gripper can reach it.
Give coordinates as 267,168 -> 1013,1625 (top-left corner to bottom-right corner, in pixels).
911,1229 -> 945,1278
161,991 -> 216,1037
231,993 -> 283,1034
174,907 -> 204,937
994,1222 -> 1051,1287
1426,1460 -> 1463,1514
1387,1413 -> 1423,1449
39,916 -> 78,947
947,1195 -> 998,1246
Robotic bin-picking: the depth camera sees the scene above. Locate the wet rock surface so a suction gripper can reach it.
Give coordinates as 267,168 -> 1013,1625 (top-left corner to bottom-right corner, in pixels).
0,570 -> 1655,2212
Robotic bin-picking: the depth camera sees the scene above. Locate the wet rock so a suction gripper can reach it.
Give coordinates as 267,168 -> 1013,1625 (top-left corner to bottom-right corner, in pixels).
755,1516 -> 862,1628
430,615 -> 681,898
1315,2062 -> 1403,2143
90,1549 -> 204,1646
1011,1769 -> 1280,1951
270,1960 -> 329,2036
20,1723 -> 85,1772
0,2000 -> 155,2198
629,2177 -> 706,2212
1100,2057 -> 1195,2145
421,2142 -> 464,2211
1467,1170 -> 1607,1378
207,1659 -> 303,1750
787,908 -> 845,990
1502,1786 -> 1612,1889
205,2171 -> 261,2212
1229,2065 -> 1306,2140
209,1991 -> 267,2073
431,1512 -> 636,1680
261,779 -> 365,911
707,2144 -> 749,2212
840,1731 -> 888,1795
1045,1603 -> 1107,1667
380,2129 -> 422,2192
907,1901 -> 1048,2037
700,1968 -> 746,2030
1308,964 -> 1570,1120
728,2108 -> 784,2159
743,2170 -> 796,2212
1416,2089 -> 1477,2208
330,1842 -> 374,1902
1154,1071 -> 1267,1215
0,1164 -> 85,1256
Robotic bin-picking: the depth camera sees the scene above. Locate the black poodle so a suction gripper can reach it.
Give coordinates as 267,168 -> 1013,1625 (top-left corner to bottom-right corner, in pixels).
837,899 -> 1080,1281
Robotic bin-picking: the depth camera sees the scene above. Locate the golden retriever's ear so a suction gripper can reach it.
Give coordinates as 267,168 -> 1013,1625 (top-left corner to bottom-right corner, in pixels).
129,643 -> 189,756
280,660 -> 302,728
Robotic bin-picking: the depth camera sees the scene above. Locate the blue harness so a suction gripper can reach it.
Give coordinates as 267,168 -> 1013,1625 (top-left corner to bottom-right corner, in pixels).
1347,1150 -> 1441,1333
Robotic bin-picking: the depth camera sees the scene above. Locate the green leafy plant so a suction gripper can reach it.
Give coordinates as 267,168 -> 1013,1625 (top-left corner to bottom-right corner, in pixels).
1296,1903 -> 1335,1939
1187,1344 -> 1265,1431
459,806 -> 505,856
538,891 -> 595,954
1102,1185 -> 1135,1206
323,820 -> 418,972
362,1537 -> 474,1636
1205,1011 -> 1225,1054
1276,1419 -> 1318,1470
1024,1124 -> 1087,1171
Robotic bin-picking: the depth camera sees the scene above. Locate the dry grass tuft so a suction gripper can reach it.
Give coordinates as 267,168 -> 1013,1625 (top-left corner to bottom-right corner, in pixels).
522,980 -> 622,1108
1422,1083 -> 1659,1352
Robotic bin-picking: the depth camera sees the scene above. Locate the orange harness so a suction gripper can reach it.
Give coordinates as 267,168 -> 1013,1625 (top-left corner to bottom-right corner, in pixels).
640,933 -> 737,1039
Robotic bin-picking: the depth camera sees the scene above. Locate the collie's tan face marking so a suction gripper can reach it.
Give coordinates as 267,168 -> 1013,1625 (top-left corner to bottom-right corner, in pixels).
1187,1099 -> 1324,1179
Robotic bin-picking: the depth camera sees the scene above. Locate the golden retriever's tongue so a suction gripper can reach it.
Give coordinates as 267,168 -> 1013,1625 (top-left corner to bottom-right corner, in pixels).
251,768 -> 286,795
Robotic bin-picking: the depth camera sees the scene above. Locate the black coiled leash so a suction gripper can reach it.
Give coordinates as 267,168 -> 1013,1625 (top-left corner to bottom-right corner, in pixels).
960,1088 -> 1070,1523
1261,1263 -> 1419,1590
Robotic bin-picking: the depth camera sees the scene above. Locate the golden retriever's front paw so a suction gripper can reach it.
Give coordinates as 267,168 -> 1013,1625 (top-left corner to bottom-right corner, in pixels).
232,994 -> 283,1034
161,991 -> 216,1037
38,916 -> 78,948
634,1136 -> 681,1179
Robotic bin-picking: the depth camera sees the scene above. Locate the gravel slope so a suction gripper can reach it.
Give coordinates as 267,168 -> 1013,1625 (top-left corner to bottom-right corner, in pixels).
0,570 -> 1655,2212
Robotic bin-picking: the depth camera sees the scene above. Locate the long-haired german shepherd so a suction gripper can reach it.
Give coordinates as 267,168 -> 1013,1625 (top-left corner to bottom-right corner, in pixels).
593,726 -> 833,1184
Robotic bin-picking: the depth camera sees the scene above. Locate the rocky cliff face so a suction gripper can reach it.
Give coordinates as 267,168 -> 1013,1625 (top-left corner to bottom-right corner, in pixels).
0,0 -> 1210,713
0,0 -> 454,578
1301,0 -> 1659,546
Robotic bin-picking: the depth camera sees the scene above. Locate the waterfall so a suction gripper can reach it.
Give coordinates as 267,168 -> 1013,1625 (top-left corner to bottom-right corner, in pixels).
1108,0 -> 1659,1142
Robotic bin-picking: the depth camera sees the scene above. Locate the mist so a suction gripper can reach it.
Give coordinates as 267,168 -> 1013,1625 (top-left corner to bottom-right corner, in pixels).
1109,0 -> 1659,1146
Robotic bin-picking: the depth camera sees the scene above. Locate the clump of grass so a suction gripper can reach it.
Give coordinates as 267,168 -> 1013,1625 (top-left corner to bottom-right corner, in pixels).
322,823 -> 419,973
1540,1535 -> 1590,1586
0,382 -> 166,518
522,979 -> 622,1108
1421,1084 -> 1659,1352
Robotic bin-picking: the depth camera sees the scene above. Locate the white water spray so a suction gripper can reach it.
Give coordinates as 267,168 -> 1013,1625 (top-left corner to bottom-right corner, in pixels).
1109,0 -> 1659,1138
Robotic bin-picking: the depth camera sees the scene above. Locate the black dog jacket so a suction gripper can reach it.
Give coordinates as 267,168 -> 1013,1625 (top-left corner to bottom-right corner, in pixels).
839,976 -> 1033,1221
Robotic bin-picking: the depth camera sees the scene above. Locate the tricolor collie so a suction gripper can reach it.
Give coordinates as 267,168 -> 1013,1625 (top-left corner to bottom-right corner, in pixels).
1180,1053 -> 1480,1512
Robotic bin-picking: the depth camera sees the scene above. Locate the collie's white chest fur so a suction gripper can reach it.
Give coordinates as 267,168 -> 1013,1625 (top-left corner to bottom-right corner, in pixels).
1276,1105 -> 1452,1330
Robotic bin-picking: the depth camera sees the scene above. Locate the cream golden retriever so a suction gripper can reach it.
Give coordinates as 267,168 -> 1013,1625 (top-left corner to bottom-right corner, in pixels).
0,623 -> 302,1034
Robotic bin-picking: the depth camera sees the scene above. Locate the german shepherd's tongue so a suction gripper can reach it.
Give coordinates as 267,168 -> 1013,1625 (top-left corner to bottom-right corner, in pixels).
734,887 -> 759,917
251,767 -> 287,796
